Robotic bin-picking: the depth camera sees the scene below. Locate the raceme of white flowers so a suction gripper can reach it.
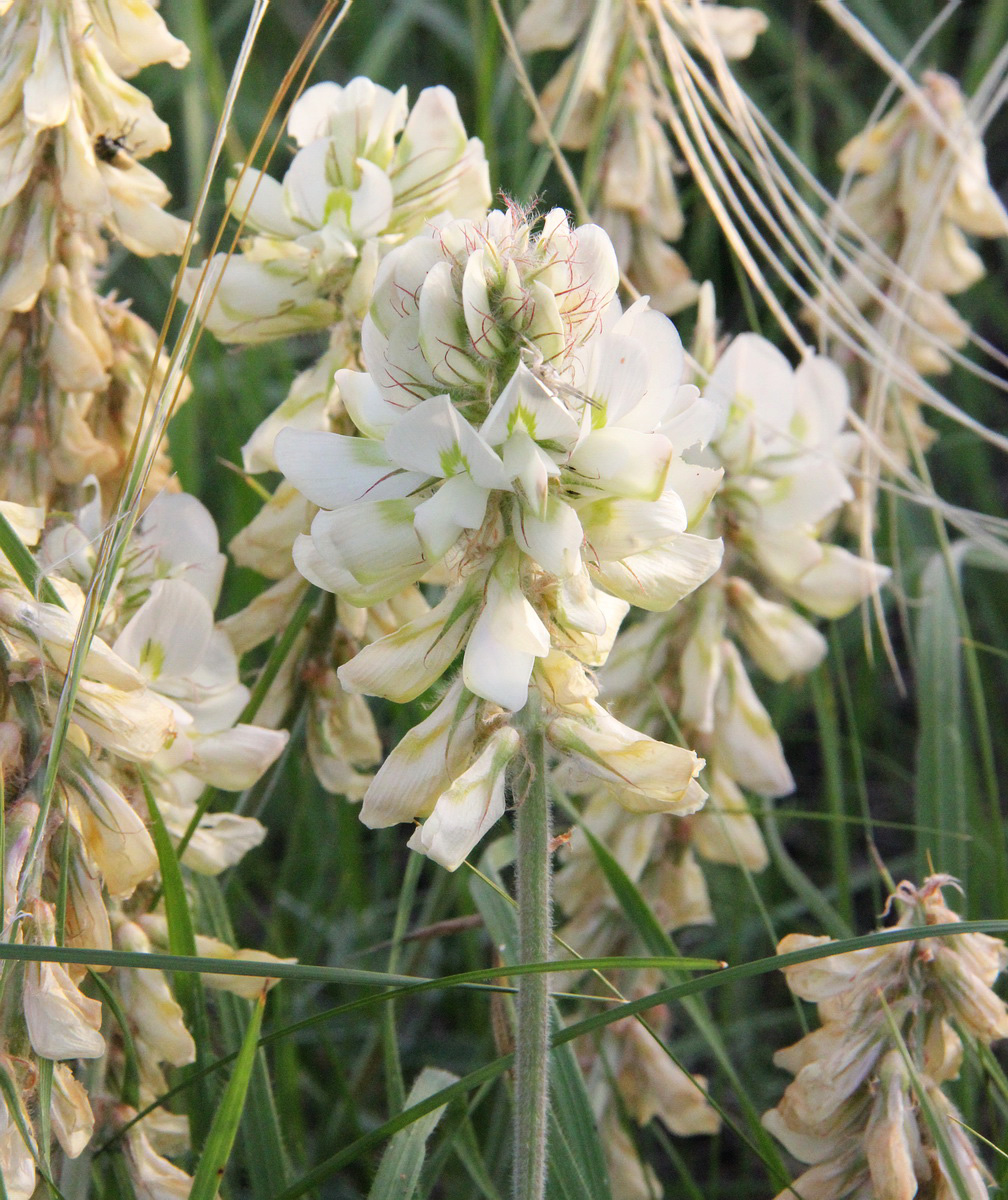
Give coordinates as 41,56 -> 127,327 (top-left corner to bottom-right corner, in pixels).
0,11 -> 1003,1196
187,78 -> 493,800
277,203 -> 724,868
555,302 -> 891,950
0,488 -> 290,1198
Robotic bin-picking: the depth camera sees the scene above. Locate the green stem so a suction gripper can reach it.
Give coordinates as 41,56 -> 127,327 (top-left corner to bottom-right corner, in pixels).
513,700 -> 552,1200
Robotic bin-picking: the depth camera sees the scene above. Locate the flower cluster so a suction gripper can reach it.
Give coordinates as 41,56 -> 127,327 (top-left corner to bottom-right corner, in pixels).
0,0 -> 191,510
516,0 -> 767,313
814,71 -> 1008,449
556,302 -> 889,944
193,78 -> 492,798
764,876 -> 1008,1200
278,204 -> 724,867
0,491 -> 288,1196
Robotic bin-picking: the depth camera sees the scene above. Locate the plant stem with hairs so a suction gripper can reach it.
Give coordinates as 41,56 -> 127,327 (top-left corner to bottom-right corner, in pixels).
513,696 -> 552,1200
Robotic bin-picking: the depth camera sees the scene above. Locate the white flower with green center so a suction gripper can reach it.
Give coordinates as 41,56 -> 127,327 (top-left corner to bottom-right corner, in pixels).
278,206 -> 719,864
278,207 -> 722,715
702,332 -> 890,618
187,78 -> 491,344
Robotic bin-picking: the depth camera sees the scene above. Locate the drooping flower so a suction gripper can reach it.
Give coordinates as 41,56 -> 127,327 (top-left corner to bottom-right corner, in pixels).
192,78 -> 493,801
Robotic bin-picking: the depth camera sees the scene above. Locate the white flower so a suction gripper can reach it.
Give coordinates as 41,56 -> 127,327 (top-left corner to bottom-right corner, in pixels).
50,1062 -> 94,1158
23,926 -> 106,1060
125,1126 -> 192,1200
549,700 -> 706,816
701,333 -> 890,618
116,921 -> 196,1069
281,209 -> 722,719
187,80 -> 490,342
407,726 -> 520,870
360,680 -> 480,830
0,1079 -> 36,1200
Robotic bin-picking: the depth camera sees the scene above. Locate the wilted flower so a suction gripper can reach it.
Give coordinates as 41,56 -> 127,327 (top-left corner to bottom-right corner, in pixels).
0,0 -> 191,510
764,875 -> 1008,1200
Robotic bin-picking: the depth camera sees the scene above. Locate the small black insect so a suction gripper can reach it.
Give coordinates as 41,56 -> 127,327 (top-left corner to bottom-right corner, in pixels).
94,125 -> 137,165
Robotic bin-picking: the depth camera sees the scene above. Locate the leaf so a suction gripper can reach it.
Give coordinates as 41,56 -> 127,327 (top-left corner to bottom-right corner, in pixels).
195,874 -> 292,1199
140,773 -> 214,1146
188,991 -> 266,1200
0,510 -> 65,608
87,969 -> 141,1109
573,820 -> 790,1178
368,1067 -> 459,1200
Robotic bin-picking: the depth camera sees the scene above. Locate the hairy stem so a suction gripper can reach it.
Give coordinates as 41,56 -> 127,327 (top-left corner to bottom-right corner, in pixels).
513,698 -> 552,1200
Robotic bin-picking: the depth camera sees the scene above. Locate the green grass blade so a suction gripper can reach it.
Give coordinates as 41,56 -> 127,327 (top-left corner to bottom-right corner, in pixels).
368,1067 -> 459,1200
87,969 -> 141,1110
188,992 -> 266,1200
914,549 -> 969,883
195,874 -> 292,1198
0,511 -> 66,608
111,918 -> 1008,1198
140,773 -> 214,1146
575,822 -> 790,1179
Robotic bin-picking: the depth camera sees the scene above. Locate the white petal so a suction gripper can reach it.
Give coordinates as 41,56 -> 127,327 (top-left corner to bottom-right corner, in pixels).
50,1063 -> 94,1159
339,585 -> 478,702
308,499 -> 426,588
385,393 -> 508,488
567,428 -> 672,500
792,355 -> 850,446
481,362 -> 580,446
349,157 -> 395,237
113,580 -> 214,683
782,547 -> 891,619
715,643 -> 794,797
186,726 -> 288,790
407,728 -> 518,870
591,532 -> 723,611
361,681 -> 478,827
549,702 -> 706,815
727,577 -> 827,681
706,333 -> 795,459
276,428 -> 424,509
577,491 -> 687,561
418,260 -> 484,388
413,474 -> 490,559
514,495 -> 584,578
462,575 -> 550,710
24,961 -> 105,1060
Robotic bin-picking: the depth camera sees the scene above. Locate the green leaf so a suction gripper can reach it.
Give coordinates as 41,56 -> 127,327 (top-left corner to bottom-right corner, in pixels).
915,548 -> 970,883
0,510 -> 66,608
368,1067 -> 459,1200
195,874 -> 292,1199
188,992 -> 266,1200
87,969 -> 141,1109
573,820 -> 790,1180
140,773 -> 214,1146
